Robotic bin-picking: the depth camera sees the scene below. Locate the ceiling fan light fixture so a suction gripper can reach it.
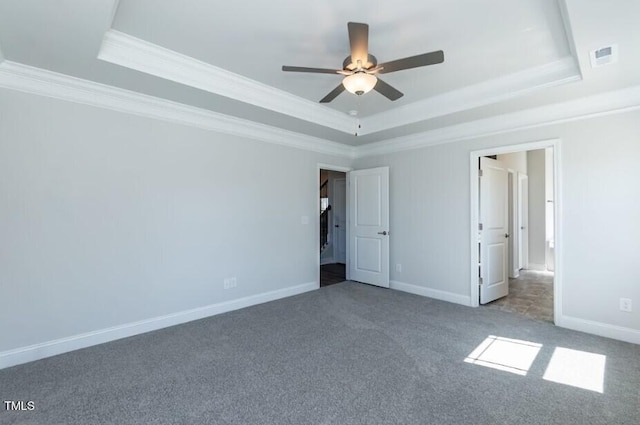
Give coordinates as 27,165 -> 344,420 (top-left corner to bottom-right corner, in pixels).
342,72 -> 377,96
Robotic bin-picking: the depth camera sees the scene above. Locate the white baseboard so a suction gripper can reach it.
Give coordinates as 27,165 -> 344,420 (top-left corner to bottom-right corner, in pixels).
0,281 -> 317,370
556,314 -> 640,345
526,263 -> 548,271
390,280 -> 471,306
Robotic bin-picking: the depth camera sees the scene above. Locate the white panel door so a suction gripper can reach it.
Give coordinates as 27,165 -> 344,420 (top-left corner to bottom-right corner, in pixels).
333,178 -> 347,263
518,173 -> 529,270
480,157 -> 509,304
348,167 -> 389,288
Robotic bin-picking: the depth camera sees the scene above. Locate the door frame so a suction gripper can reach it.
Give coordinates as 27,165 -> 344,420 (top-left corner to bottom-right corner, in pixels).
317,163 -> 352,288
469,139 -> 562,323
507,169 -> 519,279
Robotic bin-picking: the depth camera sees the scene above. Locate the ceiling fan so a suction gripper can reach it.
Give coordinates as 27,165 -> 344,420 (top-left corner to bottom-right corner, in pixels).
282,22 -> 444,103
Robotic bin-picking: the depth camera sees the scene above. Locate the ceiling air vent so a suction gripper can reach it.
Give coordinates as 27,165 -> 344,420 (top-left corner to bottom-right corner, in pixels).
589,44 -> 618,68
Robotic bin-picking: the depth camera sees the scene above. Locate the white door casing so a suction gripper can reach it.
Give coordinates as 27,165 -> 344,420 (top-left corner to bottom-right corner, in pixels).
479,157 -> 509,304
518,173 -> 529,270
348,167 -> 390,288
508,171 -> 519,278
333,178 -> 347,264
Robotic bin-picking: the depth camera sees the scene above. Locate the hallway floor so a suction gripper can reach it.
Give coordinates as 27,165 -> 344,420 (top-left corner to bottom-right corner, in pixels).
320,263 -> 346,287
484,270 -> 554,322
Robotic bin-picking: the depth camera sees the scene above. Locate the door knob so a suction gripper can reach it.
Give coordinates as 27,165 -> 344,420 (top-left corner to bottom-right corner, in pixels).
335,224 -> 340,228
378,231 -> 388,235
505,233 -> 510,238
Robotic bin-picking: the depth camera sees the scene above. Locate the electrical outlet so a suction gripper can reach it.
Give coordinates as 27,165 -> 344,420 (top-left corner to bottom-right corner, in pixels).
224,277 -> 237,289
395,264 -> 402,273
619,298 -> 632,312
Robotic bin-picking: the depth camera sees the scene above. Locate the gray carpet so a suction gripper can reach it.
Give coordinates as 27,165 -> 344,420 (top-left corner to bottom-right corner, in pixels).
1,282 -> 639,424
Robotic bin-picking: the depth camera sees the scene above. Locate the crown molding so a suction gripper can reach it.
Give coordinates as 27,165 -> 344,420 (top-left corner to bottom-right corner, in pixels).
355,84 -> 640,157
98,29 -> 356,135
2,60 -> 638,162
98,30 -> 582,140
358,56 -> 582,136
0,61 -> 355,158
558,0 -> 582,74
107,0 -> 121,28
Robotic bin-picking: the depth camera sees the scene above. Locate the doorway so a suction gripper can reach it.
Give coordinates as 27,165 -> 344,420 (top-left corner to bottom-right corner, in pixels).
470,140 -> 560,323
319,168 -> 347,287
317,164 -> 390,289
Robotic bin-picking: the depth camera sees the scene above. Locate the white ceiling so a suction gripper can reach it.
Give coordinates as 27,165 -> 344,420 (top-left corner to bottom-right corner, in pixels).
111,0 -> 569,114
0,0 -> 639,147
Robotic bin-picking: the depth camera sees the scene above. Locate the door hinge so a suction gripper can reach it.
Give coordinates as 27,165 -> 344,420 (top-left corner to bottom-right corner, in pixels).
479,277 -> 483,286
478,169 -> 483,177
478,223 -> 483,231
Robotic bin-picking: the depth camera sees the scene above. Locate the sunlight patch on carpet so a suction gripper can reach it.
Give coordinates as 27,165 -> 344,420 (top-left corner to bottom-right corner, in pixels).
465,335 -> 542,376
543,347 -> 606,393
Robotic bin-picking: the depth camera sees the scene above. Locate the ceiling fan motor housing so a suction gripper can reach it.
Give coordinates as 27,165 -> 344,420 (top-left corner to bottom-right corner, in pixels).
343,54 -> 378,71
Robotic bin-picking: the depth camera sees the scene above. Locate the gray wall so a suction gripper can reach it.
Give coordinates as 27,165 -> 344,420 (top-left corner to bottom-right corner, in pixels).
527,149 -> 547,268
355,110 -> 640,331
0,89 -> 350,352
2,87 -> 639,355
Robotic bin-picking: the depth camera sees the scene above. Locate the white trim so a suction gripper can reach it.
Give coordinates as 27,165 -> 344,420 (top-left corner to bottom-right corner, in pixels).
360,57 -> 581,136
318,163 -> 352,173
556,315 -> 640,345
507,169 -> 520,279
107,0 -> 121,29
469,139 -> 562,315
0,61 -> 355,158
0,281 -> 317,370
356,85 -> 640,158
2,60 -> 640,161
558,0 -> 582,74
552,139 -> 564,322
390,280 -> 472,307
98,30 -> 356,135
97,31 -> 582,139
526,263 -> 548,271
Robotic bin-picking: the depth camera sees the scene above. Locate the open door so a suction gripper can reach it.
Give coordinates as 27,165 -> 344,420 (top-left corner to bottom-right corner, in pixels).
517,173 -> 529,270
479,157 -> 509,304
348,167 -> 389,288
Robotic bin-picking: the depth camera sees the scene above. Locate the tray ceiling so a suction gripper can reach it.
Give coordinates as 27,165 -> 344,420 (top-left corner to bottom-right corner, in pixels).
1,0 -> 639,149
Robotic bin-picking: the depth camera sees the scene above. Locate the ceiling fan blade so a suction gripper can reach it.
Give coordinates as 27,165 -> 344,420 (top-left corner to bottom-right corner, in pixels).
319,84 -> 346,103
348,22 -> 369,66
377,50 -> 444,74
374,78 -> 403,101
282,66 -> 341,74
